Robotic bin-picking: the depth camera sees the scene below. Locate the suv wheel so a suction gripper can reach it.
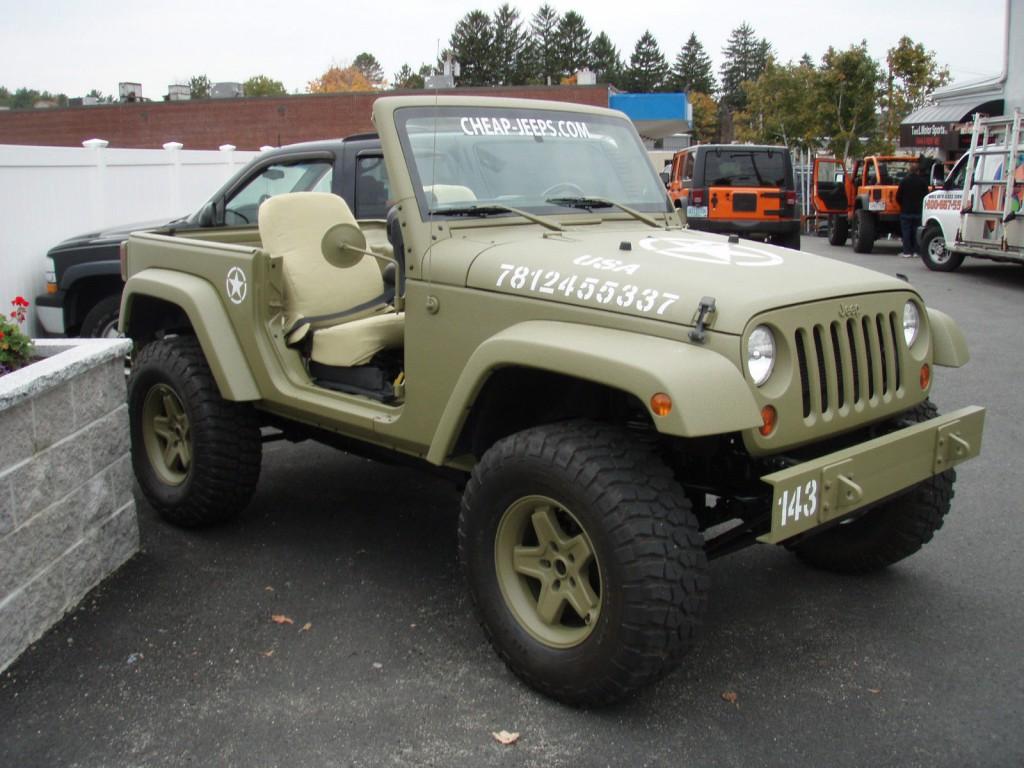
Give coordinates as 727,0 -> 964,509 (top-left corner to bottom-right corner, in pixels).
80,295 -> 122,338
790,400 -> 954,573
851,209 -> 876,253
459,420 -> 707,705
827,215 -> 848,246
128,336 -> 262,527
920,224 -> 965,272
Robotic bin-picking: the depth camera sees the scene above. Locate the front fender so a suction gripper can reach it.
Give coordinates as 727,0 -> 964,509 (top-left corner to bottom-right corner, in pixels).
928,307 -> 970,367
426,321 -> 762,465
121,269 -> 260,400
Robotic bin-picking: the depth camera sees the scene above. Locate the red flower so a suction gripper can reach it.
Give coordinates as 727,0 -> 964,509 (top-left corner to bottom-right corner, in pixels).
12,296 -> 29,307
0,330 -> 5,339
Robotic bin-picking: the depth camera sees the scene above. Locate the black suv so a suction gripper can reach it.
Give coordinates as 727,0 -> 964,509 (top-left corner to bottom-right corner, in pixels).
36,134 -> 387,337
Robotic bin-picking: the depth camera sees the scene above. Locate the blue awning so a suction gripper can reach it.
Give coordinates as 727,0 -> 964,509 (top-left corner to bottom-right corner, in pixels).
609,93 -> 690,140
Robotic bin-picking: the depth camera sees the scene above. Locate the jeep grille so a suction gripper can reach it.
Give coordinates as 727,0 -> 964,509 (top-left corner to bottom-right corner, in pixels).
794,313 -> 902,419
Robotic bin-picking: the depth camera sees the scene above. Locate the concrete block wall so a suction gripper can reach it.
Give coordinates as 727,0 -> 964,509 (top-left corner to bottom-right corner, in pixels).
0,338 -> 138,672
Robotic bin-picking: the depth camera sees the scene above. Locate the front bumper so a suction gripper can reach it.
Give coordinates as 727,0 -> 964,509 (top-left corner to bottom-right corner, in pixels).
34,292 -> 67,335
757,405 -> 985,544
687,218 -> 799,238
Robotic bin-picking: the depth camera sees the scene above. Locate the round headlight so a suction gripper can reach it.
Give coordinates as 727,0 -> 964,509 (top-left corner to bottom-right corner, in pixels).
903,301 -> 920,347
747,325 -> 775,386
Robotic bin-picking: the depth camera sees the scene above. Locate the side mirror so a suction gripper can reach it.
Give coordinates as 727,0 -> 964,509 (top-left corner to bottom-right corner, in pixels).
659,171 -> 670,187
930,165 -> 944,186
321,222 -> 370,269
834,171 -> 845,184
197,200 -> 217,227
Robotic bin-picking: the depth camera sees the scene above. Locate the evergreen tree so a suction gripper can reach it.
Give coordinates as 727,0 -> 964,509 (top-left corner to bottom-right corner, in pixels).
491,4 -> 530,85
393,64 -> 425,90
189,75 -> 212,99
590,32 -> 623,86
625,30 -> 669,92
529,4 -> 561,85
719,22 -> 772,110
556,11 -> 592,79
353,53 -> 385,88
449,10 -> 495,86
669,33 -> 716,94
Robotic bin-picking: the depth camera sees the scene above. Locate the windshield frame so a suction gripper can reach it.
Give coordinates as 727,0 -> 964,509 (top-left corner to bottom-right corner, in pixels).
394,105 -> 673,222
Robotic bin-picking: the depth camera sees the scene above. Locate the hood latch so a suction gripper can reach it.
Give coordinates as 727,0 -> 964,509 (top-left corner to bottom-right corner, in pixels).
689,296 -> 717,343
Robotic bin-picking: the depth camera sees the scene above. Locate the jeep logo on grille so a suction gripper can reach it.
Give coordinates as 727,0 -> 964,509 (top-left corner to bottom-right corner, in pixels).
838,303 -> 861,318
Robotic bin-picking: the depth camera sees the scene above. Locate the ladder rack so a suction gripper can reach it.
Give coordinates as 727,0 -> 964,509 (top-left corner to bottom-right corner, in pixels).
960,109 -> 1022,225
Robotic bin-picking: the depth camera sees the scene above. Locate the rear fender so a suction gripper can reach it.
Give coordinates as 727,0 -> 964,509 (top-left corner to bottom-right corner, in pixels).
426,320 -> 761,465
121,269 -> 260,400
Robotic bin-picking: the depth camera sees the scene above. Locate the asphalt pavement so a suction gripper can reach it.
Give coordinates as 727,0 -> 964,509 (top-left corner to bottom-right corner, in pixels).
2,233 -> 1022,768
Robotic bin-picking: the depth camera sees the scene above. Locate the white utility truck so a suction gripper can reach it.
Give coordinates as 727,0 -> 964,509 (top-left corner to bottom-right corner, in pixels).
919,109 -> 1023,271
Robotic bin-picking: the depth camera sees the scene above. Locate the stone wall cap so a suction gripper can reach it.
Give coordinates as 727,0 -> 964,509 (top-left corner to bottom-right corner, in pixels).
0,338 -> 132,411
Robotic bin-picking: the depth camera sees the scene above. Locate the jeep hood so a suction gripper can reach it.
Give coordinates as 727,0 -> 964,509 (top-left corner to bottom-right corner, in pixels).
462,227 -> 908,334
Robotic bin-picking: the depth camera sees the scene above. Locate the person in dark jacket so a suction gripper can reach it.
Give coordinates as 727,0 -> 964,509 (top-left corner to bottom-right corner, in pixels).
896,160 -> 930,257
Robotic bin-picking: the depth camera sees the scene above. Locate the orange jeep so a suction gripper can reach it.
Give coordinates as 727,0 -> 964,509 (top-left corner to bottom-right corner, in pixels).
813,155 -> 921,253
666,144 -> 801,249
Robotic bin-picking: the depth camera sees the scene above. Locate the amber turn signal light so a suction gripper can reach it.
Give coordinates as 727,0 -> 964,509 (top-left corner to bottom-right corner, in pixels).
759,405 -> 777,436
650,393 -> 672,416
920,363 -> 931,391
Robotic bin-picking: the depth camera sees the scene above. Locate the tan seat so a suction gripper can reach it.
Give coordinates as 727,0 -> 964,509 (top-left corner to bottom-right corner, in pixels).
258,192 -> 403,367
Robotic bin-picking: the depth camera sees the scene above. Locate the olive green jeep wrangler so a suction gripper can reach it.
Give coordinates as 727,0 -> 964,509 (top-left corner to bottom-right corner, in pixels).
120,95 -> 985,705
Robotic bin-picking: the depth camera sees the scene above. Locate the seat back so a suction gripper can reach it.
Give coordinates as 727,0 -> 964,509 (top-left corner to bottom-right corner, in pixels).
259,192 -> 386,341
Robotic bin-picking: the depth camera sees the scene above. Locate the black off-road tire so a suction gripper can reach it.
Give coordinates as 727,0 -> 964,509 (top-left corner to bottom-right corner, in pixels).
80,294 -> 122,338
459,420 -> 708,706
851,209 -> 876,253
772,229 -> 802,250
791,401 -> 954,574
128,336 -> 262,527
920,223 -> 965,272
828,215 -> 849,246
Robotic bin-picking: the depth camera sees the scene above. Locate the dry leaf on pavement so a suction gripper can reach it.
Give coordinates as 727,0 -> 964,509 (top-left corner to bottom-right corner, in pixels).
271,615 -> 294,625
721,691 -> 739,707
492,730 -> 520,745
301,622 -> 313,632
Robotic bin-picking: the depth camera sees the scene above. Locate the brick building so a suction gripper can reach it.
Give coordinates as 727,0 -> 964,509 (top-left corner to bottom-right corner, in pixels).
0,85 -> 611,150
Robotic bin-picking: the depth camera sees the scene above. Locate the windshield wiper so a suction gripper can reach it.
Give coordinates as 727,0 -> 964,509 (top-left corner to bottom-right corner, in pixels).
430,203 -> 564,232
545,196 -> 662,228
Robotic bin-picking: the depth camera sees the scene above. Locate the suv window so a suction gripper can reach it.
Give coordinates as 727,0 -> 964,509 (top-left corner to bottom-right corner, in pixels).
354,155 -> 391,219
702,149 -> 788,187
225,160 -> 333,225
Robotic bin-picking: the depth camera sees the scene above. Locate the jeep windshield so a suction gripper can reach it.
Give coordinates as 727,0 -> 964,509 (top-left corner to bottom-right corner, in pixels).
395,106 -> 672,220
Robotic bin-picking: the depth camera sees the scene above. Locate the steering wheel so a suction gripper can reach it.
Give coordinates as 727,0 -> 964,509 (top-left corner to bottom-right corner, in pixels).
542,182 -> 585,198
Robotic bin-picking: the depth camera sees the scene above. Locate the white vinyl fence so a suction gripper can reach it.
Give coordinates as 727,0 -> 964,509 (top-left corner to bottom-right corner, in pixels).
0,141 -> 259,334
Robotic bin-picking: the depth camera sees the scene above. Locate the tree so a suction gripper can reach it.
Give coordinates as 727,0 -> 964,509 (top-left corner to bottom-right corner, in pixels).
719,22 -> 772,111
670,33 -> 717,94
689,91 -> 719,143
353,52 -> 386,88
393,64 -> 424,90
625,30 -> 669,92
590,32 -> 623,86
307,65 -> 374,93
817,42 -> 883,162
11,87 -> 40,109
529,4 -> 561,85
735,60 -> 821,151
243,75 -> 287,97
491,4 -> 530,85
881,36 -> 951,149
85,88 -> 114,103
449,10 -> 495,86
556,11 -> 592,78
189,75 -> 212,99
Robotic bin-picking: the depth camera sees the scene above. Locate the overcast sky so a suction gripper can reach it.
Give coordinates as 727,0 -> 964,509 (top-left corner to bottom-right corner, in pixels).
0,0 -> 1006,98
